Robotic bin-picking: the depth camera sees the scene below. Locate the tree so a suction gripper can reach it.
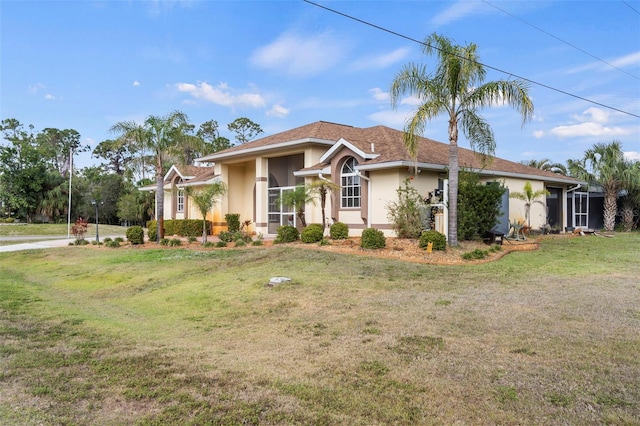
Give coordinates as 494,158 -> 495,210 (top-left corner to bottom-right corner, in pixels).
110,110 -> 191,240
308,179 -> 340,232
509,181 -> 550,228
197,120 -> 233,153
92,138 -> 135,177
390,33 -> 533,246
227,117 -> 263,145
185,182 -> 227,245
36,127 -> 88,176
619,162 -> 640,231
457,171 -> 506,240
278,185 -> 315,228
573,141 -> 635,231
522,158 -> 567,175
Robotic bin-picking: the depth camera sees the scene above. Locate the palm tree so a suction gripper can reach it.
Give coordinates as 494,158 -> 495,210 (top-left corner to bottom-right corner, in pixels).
278,185 -> 315,228
509,181 -> 550,228
390,33 -> 533,246
574,141 -> 634,231
110,110 -> 190,241
308,179 -> 340,232
522,159 -> 567,175
185,182 -> 227,245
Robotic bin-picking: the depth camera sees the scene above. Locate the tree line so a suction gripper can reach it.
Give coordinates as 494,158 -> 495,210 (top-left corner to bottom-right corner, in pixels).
0,114 -> 263,228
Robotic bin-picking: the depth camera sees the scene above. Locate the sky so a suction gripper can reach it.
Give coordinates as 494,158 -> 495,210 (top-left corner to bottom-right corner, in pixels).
1,0 -> 639,170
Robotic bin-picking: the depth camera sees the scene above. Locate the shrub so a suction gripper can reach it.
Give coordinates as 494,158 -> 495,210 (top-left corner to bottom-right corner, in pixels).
319,238 -> 331,246
301,224 -> 324,243
251,239 -> 263,246
419,230 -> 447,251
147,220 -> 158,242
159,238 -> 169,246
126,226 -> 145,245
203,241 -> 215,248
386,177 -> 428,238
169,238 -> 182,247
216,241 -> 227,248
235,238 -> 246,247
105,240 -> 120,248
274,225 -> 299,244
217,231 -> 234,243
462,248 -> 489,260
114,237 -> 124,243
225,213 -> 241,233
330,222 -> 349,239
457,170 -> 506,240
103,237 -> 113,243
361,228 -> 386,249
188,236 -> 197,243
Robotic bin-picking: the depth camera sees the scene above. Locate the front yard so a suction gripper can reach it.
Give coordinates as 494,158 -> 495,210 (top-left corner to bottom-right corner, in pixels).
0,233 -> 638,424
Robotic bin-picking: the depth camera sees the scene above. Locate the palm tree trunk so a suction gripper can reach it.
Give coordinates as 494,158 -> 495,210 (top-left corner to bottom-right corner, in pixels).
448,119 -> 459,246
156,159 -> 164,241
603,190 -> 617,231
621,205 -> 634,232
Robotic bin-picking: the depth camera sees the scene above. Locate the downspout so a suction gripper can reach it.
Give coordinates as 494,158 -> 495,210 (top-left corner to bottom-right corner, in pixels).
356,171 -> 372,229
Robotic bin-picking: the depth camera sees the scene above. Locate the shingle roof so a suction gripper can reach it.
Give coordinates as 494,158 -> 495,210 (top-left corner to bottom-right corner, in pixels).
166,164 -> 217,184
199,121 -> 581,184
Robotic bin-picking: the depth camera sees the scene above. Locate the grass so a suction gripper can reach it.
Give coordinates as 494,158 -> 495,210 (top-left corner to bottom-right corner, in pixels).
0,223 -> 128,242
0,233 -> 639,424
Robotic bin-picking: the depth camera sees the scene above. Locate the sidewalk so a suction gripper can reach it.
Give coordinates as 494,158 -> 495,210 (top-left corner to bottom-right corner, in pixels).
0,237 -> 113,253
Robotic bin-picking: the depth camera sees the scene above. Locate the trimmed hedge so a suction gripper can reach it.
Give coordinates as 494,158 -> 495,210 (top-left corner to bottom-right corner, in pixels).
419,230 -> 447,251
225,213 -> 241,233
361,228 -> 386,249
329,222 -> 349,239
126,226 -> 145,245
301,224 -> 324,243
146,219 -> 211,240
274,225 -> 299,244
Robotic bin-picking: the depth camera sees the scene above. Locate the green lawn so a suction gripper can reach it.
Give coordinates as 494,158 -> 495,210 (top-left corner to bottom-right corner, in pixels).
0,223 -> 128,244
1,234 -> 639,425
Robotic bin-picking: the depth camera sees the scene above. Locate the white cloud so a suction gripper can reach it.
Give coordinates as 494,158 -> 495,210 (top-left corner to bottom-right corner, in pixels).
368,109 -> 410,128
533,130 -> 545,138
430,0 -> 490,27
267,104 -> 290,118
369,88 -> 389,102
133,80 -> 141,87
624,151 -> 640,161
565,50 -> 640,75
571,107 -> 611,124
609,50 -> 640,68
400,95 -> 423,107
550,122 -> 628,138
29,83 -> 46,94
175,81 -> 266,108
251,31 -> 348,77
44,94 -> 56,100
351,47 -> 410,71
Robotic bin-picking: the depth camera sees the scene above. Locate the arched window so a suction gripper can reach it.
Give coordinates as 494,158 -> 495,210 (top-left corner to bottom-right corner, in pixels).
176,179 -> 185,213
341,157 -> 360,208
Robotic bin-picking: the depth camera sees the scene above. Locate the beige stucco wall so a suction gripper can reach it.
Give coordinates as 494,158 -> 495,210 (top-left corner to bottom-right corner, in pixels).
500,177 -> 548,229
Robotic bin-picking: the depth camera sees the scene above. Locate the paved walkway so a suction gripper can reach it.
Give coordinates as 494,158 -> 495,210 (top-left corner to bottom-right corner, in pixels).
0,236 -> 116,253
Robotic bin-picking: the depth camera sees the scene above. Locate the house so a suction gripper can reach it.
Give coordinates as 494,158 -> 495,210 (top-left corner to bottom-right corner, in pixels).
158,121 -> 585,237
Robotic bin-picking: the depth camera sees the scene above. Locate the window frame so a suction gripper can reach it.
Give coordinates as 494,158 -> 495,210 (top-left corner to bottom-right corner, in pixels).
340,157 -> 361,209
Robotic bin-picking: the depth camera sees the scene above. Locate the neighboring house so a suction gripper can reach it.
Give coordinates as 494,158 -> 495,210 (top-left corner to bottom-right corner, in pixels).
158,121 -> 585,237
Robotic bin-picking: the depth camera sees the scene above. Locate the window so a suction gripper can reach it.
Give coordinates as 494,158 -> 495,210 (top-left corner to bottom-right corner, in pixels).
341,157 -> 360,208
177,189 -> 185,212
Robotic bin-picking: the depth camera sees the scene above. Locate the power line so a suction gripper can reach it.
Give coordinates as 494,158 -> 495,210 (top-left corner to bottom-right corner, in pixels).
621,0 -> 640,15
482,0 -> 640,81
302,0 -> 640,119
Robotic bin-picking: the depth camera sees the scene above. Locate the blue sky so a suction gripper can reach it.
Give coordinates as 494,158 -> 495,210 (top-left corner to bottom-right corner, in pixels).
2,0 -> 639,169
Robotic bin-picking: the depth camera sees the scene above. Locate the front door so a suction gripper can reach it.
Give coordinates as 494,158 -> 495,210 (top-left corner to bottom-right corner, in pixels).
573,191 -> 589,228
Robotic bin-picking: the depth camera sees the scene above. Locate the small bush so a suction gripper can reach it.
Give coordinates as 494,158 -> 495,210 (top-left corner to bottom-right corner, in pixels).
235,238 -> 246,247
188,236 -> 197,243
147,221 -> 158,242
203,241 -> 215,248
361,228 -> 386,249
419,230 -> 447,251
159,238 -> 169,246
169,238 -> 182,247
225,213 -> 241,233
319,238 -> 331,246
301,224 -> 324,243
462,248 -> 489,260
251,240 -> 263,246
114,237 -> 124,243
103,237 -> 113,243
126,226 -> 145,245
274,225 -> 299,244
216,241 -> 227,248
105,240 -> 120,248
330,222 -> 349,239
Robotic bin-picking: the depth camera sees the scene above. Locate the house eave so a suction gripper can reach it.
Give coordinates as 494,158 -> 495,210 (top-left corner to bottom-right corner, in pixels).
196,138 -> 336,162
